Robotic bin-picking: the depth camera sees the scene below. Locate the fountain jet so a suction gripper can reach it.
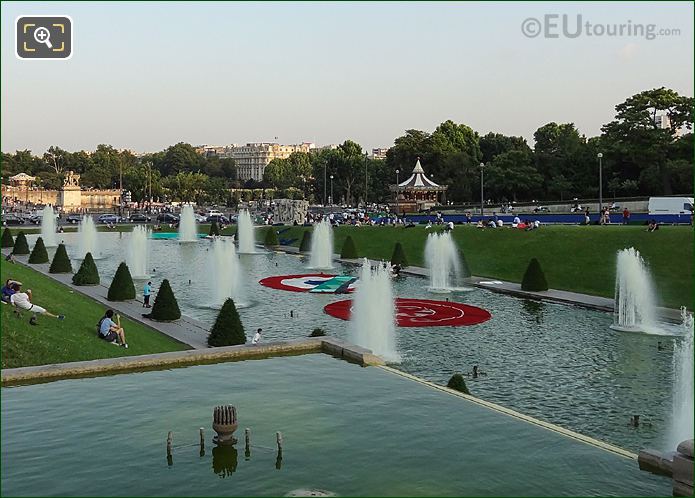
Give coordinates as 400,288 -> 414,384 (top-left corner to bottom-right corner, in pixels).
40,205 -> 57,247
237,210 -> 256,254
424,232 -> 462,292
309,219 -> 334,269
178,205 -> 197,242
209,237 -> 245,307
667,308 -> 694,450
612,248 -> 656,332
77,215 -> 100,259
126,225 -> 150,279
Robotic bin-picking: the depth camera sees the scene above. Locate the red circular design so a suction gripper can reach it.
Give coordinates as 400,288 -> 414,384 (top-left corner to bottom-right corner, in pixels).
323,298 -> 491,327
259,274 -> 356,293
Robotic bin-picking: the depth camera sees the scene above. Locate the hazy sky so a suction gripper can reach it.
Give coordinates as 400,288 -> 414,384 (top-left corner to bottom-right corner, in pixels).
2,1 -> 693,154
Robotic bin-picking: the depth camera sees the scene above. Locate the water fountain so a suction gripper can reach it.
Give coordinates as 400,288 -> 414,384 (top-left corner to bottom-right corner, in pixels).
178,205 -> 197,242
667,308 -> 694,450
309,219 -> 334,269
612,248 -> 657,332
209,237 -> 245,307
349,259 -> 399,362
77,215 -> 100,259
424,232 -> 462,292
126,225 -> 150,279
237,210 -> 256,254
40,205 -> 57,247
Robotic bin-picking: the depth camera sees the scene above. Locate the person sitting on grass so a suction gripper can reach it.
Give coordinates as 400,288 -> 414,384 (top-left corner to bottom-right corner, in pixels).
98,309 -> 129,348
9,282 -> 65,325
1,279 -> 19,304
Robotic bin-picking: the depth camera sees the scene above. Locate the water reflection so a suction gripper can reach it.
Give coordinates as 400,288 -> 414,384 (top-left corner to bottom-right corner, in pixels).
522,299 -> 545,325
212,446 -> 238,478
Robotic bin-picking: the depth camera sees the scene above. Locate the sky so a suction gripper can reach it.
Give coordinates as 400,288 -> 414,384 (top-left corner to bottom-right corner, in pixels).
2,1 -> 693,155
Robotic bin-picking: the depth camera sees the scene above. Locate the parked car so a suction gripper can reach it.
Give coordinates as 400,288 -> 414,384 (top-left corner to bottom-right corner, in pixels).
129,213 -> 151,223
194,214 -> 207,223
2,214 -> 25,226
207,214 -> 229,224
206,209 -> 224,218
157,213 -> 179,223
96,214 -> 121,224
66,214 -> 82,224
28,214 -> 43,225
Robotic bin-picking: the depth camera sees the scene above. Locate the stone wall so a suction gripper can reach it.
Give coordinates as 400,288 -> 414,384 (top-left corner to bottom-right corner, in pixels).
2,186 -> 121,212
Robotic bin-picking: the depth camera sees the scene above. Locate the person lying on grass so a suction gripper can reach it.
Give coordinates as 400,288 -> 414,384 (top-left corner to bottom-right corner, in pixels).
1,278 -> 20,304
9,282 -> 65,325
98,309 -> 129,349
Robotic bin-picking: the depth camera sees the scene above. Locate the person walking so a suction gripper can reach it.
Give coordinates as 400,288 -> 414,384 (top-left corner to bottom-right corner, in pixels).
251,328 -> 262,345
622,208 -> 630,225
143,281 -> 153,308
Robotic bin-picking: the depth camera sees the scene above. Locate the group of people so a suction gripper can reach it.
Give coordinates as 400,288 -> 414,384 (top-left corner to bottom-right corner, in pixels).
1,278 -> 65,324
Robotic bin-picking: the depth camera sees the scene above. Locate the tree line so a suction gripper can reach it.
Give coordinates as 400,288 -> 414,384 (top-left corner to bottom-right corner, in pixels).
2,87 -> 692,206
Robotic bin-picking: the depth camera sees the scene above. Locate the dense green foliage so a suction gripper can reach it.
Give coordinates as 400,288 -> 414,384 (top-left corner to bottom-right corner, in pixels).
49,243 -> 72,273
340,235 -> 358,259
274,224 -> 691,309
390,242 -> 408,267
72,252 -> 100,285
107,262 -> 136,301
521,258 -> 549,292
207,298 -> 246,347
1,228 -> 14,248
209,220 -> 220,236
12,232 -> 29,255
28,237 -> 49,264
264,227 -> 279,246
149,279 -> 181,321
299,231 -> 312,252
0,258 -> 187,368
447,373 -> 471,395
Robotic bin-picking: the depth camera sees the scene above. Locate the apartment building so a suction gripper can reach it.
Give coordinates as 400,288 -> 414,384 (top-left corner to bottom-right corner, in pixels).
233,142 -> 315,181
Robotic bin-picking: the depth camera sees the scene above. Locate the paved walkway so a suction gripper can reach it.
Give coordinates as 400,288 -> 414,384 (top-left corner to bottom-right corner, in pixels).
4,250 -> 208,349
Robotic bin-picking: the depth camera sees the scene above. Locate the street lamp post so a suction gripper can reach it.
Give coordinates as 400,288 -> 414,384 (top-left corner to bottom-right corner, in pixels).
323,162 -> 327,206
364,152 -> 368,208
330,175 -> 334,206
597,153 -> 603,215
479,162 -> 485,216
395,169 -> 400,215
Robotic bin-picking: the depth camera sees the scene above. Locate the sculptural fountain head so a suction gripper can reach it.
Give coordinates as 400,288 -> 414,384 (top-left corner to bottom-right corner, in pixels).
212,405 -> 238,445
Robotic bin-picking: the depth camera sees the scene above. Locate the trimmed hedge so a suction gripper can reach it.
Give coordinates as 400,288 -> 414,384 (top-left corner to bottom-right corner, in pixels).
390,242 -> 408,267
209,221 -> 220,236
208,298 -> 246,346
299,231 -> 312,252
12,231 -> 30,255
340,235 -> 358,259
28,237 -> 49,264
72,252 -> 100,285
149,279 -> 181,321
447,373 -> 470,395
521,258 -> 549,291
264,227 -> 279,246
107,262 -> 136,301
1,228 -> 13,248
49,243 -> 73,273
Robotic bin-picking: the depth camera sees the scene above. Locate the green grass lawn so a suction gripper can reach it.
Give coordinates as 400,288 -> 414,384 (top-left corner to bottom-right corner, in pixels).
1,259 -> 188,369
274,224 -> 692,310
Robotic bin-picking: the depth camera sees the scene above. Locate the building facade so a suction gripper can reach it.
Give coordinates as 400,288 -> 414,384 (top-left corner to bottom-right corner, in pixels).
371,147 -> 390,160
233,142 -> 315,181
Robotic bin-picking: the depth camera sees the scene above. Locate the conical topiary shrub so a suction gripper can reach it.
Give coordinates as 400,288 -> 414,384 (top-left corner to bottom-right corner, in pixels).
28,237 -> 49,264
299,231 -> 312,252
12,231 -> 29,255
264,227 -> 279,246
340,235 -> 358,259
149,279 -> 181,321
49,243 -> 72,273
390,242 -> 408,267
521,258 -> 548,291
1,228 -> 14,248
107,262 -> 136,301
209,221 -> 220,236
72,252 -> 100,285
208,298 -> 246,346
447,373 -> 470,395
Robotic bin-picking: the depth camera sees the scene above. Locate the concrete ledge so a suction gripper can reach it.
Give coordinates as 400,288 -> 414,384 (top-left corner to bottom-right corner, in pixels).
1,337 -> 385,386
677,439 -> 694,458
638,449 -> 675,476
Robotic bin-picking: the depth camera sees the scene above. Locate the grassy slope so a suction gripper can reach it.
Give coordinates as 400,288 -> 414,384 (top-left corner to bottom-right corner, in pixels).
274,224 -> 692,310
1,259 -> 188,369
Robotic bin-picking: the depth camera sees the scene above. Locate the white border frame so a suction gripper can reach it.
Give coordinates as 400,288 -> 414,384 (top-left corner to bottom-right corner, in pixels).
15,15 -> 74,61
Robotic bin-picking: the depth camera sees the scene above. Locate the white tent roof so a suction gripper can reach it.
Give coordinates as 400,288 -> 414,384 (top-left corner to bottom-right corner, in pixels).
398,159 -> 440,188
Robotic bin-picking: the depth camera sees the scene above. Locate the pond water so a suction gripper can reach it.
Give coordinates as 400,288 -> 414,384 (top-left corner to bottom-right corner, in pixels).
0,354 -> 670,497
35,232 -> 686,453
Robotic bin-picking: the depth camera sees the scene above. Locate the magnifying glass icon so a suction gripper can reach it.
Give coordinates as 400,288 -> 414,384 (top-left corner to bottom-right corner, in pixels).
33,27 -> 53,49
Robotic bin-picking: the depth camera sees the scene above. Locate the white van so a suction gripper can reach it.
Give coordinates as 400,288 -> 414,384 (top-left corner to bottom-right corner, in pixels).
648,197 -> 694,215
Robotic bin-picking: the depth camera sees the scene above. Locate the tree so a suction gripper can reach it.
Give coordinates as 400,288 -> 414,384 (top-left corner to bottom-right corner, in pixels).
390,242 -> 408,267
43,146 -> 68,174
299,231 -> 312,252
72,252 -> 100,285
28,237 -> 49,264
149,279 -> 181,321
161,142 -> 204,176
447,373 -> 470,395
480,133 -> 531,163
107,262 -> 136,301
484,150 -> 542,202
340,235 -> 358,259
49,243 -> 73,273
1,228 -> 14,248
264,227 -> 279,246
12,232 -> 30,255
207,298 -> 246,346
521,258 -> 549,292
